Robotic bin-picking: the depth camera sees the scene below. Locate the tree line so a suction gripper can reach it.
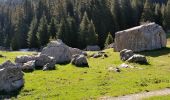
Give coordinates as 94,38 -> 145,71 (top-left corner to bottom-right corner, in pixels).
0,0 -> 170,50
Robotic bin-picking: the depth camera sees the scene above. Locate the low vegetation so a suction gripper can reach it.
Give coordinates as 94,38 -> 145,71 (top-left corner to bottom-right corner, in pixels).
0,34 -> 169,99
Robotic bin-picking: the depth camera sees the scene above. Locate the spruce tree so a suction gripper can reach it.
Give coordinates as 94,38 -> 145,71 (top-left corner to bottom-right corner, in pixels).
48,17 -> 58,39
121,0 -> 134,28
57,18 -> 70,45
164,0 -> 170,30
141,0 -> 156,22
67,16 -> 78,47
110,0 -> 122,31
105,32 -> 113,48
37,15 -> 49,46
79,12 -> 98,48
27,17 -> 39,48
87,20 -> 98,45
155,4 -> 163,25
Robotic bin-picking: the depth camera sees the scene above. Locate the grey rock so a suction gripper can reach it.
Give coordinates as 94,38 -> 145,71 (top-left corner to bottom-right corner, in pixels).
0,61 -> 24,93
15,55 -> 37,64
43,63 -> 55,71
69,47 -> 83,55
119,63 -> 134,68
120,49 -> 134,61
22,60 -> 35,72
41,40 -> 72,64
35,54 -> 56,69
71,54 -> 88,67
115,23 -> 167,52
127,54 -> 148,64
0,60 -> 16,69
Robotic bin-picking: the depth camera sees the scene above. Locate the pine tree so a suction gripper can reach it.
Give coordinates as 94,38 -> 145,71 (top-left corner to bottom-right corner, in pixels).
79,12 -> 98,48
67,16 -> 78,47
155,4 -> 163,25
164,0 -> 170,30
27,17 -> 39,48
0,31 -> 4,46
87,20 -> 98,45
57,18 -> 70,45
141,0 -> 156,22
48,17 -> 58,39
11,25 -> 20,50
121,0 -> 134,28
37,15 -> 49,46
105,32 -> 113,47
79,12 -> 90,48
110,0 -> 122,31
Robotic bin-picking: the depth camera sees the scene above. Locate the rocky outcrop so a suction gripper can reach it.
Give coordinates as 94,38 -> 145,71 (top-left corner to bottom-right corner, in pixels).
0,61 -> 24,93
71,54 -> 88,67
85,45 -> 101,51
115,23 -> 167,52
41,40 -> 72,64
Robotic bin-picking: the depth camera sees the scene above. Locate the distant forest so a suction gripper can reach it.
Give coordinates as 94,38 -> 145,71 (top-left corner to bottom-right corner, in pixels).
0,0 -> 170,50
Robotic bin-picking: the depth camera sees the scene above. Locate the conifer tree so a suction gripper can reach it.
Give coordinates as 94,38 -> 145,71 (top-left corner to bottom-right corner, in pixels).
27,17 -> 39,48
155,4 -> 163,25
48,17 -> 58,39
79,12 -> 98,48
141,0 -> 156,22
164,0 -> 170,30
37,15 -> 49,46
105,32 -> 113,48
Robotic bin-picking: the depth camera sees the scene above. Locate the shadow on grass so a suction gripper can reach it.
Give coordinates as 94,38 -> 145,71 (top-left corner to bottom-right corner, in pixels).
139,47 -> 170,57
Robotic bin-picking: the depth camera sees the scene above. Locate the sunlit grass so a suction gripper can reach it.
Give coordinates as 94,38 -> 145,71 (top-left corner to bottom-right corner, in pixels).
0,35 -> 169,100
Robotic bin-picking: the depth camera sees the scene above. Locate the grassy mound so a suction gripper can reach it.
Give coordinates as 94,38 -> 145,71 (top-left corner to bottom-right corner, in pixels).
0,34 -> 169,100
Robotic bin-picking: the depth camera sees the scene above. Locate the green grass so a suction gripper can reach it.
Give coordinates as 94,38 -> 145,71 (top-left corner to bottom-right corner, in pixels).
0,34 -> 170,100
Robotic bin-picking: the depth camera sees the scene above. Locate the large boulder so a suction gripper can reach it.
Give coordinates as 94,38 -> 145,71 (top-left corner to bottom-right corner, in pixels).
0,61 -> 24,93
85,45 -> 101,51
115,23 -> 167,52
35,54 -> 56,69
69,47 -> 83,55
15,55 -> 37,64
22,60 -> 35,72
120,49 -> 134,61
41,40 -> 72,64
71,54 -> 88,67
127,54 -> 148,64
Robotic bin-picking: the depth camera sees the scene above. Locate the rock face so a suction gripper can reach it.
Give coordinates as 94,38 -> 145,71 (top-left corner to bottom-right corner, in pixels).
0,61 -> 24,93
115,23 -> 167,52
71,54 -> 88,67
85,45 -> 101,51
41,40 -> 72,64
